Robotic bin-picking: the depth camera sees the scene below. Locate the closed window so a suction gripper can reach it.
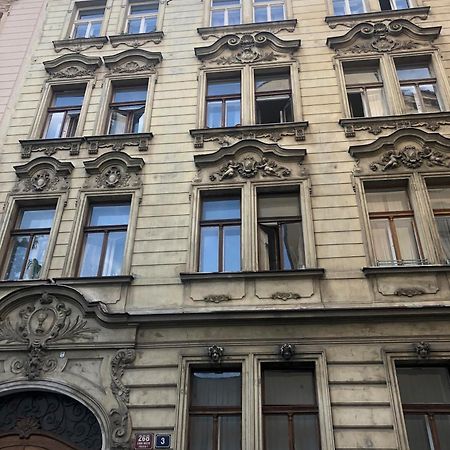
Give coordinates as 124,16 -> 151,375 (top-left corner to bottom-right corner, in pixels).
4,208 -> 56,280
188,369 -> 242,450
333,0 -> 367,15
126,1 -> 158,34
206,77 -> 241,128
199,196 -> 241,272
258,191 -> 304,270
427,184 -> 450,263
210,0 -> 241,26
254,0 -> 285,22
43,89 -> 85,139
395,58 -> 442,114
78,203 -> 130,277
379,0 -> 410,10
263,366 -> 320,450
255,70 -> 293,124
344,61 -> 387,118
397,366 -> 450,450
71,8 -> 104,39
108,84 -> 148,135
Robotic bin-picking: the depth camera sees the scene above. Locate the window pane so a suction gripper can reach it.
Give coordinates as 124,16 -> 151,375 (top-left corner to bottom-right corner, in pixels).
401,85 -> 420,113
396,64 -> 432,81
89,22 -> 101,38
73,23 -> 88,38
429,186 -> 450,210
228,8 -> 241,24
271,5 -> 284,20
53,91 -> 84,107
127,19 -> 141,34
264,370 -> 316,405
191,371 -> 241,407
420,84 -> 441,112
395,217 -> 420,261
109,110 -> 128,134
349,0 -> 365,13
202,198 -> 240,221
78,8 -> 104,19
45,112 -> 65,139
366,87 -> 386,117
435,216 -> 450,261
404,415 -> 432,450
213,0 -> 240,4
79,233 -> 103,277
265,415 -> 289,450
282,222 -> 304,269
144,17 -> 157,32
206,101 -> 222,128
189,416 -> 213,450
199,226 -> 219,272
219,416 -> 241,450
130,3 -> 158,14
225,99 -> 240,126
113,86 -> 148,103
255,6 -> 268,22
256,74 -> 290,93
23,234 -> 49,280
223,225 -> 240,271
371,219 -> 395,262
258,193 -> 300,218
293,415 -> 320,450
211,10 -> 225,26
435,415 -> 450,450
131,107 -> 145,133
344,67 -> 382,85
259,224 -> 279,270
366,189 -> 411,212
90,204 -> 130,226
207,80 -> 241,96
395,0 -> 410,8
256,96 -> 292,124
397,367 -> 450,403
5,236 -> 30,279
20,209 -> 55,229
333,0 -> 346,15
102,231 -> 127,276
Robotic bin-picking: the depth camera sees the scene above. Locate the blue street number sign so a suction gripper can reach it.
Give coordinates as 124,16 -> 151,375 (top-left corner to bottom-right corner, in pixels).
155,434 -> 171,449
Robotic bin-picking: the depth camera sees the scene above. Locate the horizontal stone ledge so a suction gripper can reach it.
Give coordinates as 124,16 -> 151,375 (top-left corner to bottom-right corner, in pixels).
362,265 -> 450,276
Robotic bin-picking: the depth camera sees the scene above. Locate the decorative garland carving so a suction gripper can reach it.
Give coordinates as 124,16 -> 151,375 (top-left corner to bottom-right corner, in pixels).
110,349 -> 136,450
394,287 -> 426,297
210,156 -> 291,181
369,146 -> 450,172
271,292 -> 301,301
203,295 -> 231,303
0,292 -> 98,380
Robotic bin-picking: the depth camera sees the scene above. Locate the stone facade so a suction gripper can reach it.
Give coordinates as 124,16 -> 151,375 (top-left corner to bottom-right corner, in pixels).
1,0 -> 450,449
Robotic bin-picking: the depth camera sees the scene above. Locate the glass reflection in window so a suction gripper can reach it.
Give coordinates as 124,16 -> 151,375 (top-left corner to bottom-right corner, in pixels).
72,8 -> 104,39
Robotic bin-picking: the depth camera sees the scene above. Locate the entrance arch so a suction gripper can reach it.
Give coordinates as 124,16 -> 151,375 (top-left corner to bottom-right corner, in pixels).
0,391 -> 102,450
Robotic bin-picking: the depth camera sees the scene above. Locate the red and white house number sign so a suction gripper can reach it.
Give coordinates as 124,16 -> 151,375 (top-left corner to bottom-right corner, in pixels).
134,432 -> 153,449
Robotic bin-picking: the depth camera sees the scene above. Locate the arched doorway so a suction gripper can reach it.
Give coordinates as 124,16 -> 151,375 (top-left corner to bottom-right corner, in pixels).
0,392 -> 102,450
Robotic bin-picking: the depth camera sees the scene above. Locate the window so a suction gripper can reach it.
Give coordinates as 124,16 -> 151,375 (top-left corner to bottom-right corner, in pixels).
206,76 -> 241,128
395,58 -> 442,114
255,70 -> 293,124
344,62 -> 387,118
188,369 -> 242,450
427,183 -> 450,263
263,366 -> 320,450
78,203 -> 130,277
71,7 -> 104,39
379,0 -> 410,10
397,366 -> 450,450
199,196 -> 241,272
4,208 -> 56,280
333,0 -> 367,15
258,191 -> 304,270
107,84 -> 148,135
254,0 -> 285,22
210,0 -> 241,26
43,89 -> 85,139
126,1 -> 158,34
365,184 -> 423,266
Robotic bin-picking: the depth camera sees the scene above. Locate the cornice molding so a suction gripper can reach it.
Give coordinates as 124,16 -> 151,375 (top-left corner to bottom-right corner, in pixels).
52,36 -> 108,53
109,31 -> 164,48
43,54 -> 102,79
103,48 -> 162,74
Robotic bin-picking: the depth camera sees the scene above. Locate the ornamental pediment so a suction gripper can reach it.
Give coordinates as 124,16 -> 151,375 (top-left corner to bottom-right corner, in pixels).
104,49 -> 162,74
194,32 -> 300,66
327,19 -> 440,55
349,128 -> 450,175
194,139 -> 306,182
43,54 -> 102,79
13,156 -> 74,193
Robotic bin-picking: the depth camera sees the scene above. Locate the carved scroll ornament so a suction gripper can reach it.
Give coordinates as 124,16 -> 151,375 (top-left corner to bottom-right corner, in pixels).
0,292 -> 98,380
210,156 -> 291,181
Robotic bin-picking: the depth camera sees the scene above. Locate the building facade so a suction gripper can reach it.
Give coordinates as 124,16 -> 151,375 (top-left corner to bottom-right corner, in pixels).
1,0 -> 450,449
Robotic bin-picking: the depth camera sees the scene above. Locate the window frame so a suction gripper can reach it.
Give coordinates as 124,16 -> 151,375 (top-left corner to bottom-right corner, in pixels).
188,177 -> 316,274
0,195 -> 66,281
70,5 -> 105,39
253,0 -> 286,22
328,0 -> 417,15
63,191 -> 140,278
117,0 -> 166,35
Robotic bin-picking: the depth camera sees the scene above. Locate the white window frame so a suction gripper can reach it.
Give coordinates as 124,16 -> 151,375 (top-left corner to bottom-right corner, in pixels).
210,0 -> 242,26
125,0 -> 159,34
253,0 -> 286,22
329,0 -> 418,15
70,5 -> 105,39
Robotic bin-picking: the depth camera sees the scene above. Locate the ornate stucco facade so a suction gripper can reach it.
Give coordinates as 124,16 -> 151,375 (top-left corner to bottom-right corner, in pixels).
1,0 -> 450,449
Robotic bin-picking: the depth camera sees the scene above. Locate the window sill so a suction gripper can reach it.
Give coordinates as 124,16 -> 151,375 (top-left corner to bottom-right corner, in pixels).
190,122 -> 308,148
362,265 -> 450,276
180,269 -> 325,282
19,137 -> 84,159
109,31 -> 164,48
340,111 -> 450,138
0,275 -> 134,288
325,6 -> 430,29
197,19 -> 297,39
53,36 -> 108,53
